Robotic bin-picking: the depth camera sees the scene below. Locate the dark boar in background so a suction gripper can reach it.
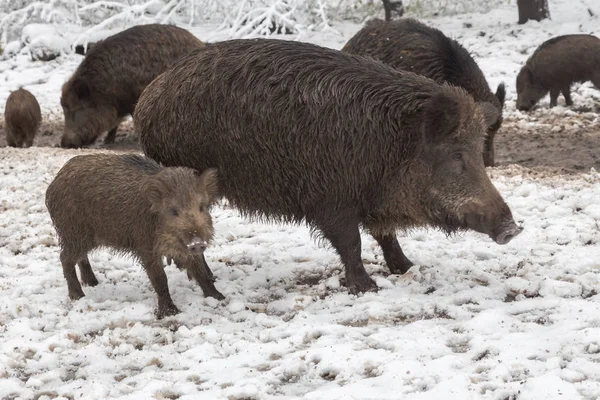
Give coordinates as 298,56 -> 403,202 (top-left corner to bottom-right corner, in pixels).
134,39 -> 522,295
45,154 -> 221,318
342,18 -> 506,167
60,24 -> 204,148
516,34 -> 600,111
4,88 -> 41,148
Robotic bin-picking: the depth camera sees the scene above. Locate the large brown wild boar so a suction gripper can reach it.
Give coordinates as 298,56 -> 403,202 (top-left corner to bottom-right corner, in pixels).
60,24 -> 205,148
4,88 -> 41,148
341,18 -> 505,167
134,39 -> 523,295
516,34 -> 600,111
45,154 -> 222,318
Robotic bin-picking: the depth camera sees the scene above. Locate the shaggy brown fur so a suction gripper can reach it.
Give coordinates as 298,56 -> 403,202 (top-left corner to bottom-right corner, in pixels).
4,88 -> 41,148
60,24 -> 204,148
45,154 -> 221,318
341,18 -> 506,167
134,38 -> 522,295
516,34 -> 600,111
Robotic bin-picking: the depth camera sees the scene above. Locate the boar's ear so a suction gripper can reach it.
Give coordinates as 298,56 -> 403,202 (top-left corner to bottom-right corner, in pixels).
422,92 -> 461,143
520,65 -> 533,84
495,83 -> 506,107
71,79 -> 91,100
145,180 -> 167,213
476,101 -> 500,130
196,168 -> 219,201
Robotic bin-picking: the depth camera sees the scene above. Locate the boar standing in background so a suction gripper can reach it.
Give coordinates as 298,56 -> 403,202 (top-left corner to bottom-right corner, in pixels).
134,39 -> 523,295
516,34 -> 600,111
45,154 -> 222,318
60,24 -> 205,148
342,18 -> 506,167
4,88 -> 41,148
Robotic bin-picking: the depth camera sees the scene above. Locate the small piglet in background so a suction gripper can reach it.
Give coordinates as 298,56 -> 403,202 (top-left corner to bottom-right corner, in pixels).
4,88 -> 41,148
516,34 -> 600,111
45,153 -> 222,318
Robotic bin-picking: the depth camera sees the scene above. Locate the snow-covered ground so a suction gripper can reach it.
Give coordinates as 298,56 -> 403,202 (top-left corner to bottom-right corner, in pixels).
1,0 -> 600,399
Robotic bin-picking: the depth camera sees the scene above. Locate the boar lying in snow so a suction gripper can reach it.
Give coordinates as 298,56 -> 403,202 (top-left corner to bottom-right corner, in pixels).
135,38 -> 523,295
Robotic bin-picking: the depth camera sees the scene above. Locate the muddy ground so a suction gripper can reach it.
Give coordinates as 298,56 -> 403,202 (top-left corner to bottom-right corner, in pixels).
1,109 -> 599,173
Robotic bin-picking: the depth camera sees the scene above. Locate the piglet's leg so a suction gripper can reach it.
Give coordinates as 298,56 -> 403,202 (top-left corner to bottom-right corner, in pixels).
141,254 -> 180,318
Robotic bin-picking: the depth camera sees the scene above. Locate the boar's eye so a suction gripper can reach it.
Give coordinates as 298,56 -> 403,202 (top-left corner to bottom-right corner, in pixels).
199,204 -> 206,213
452,152 -> 463,161
171,207 -> 179,217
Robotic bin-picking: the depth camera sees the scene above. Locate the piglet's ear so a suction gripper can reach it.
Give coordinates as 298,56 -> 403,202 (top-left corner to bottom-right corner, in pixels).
477,101 -> 500,130
145,180 -> 166,213
422,91 -> 461,143
197,168 -> 219,201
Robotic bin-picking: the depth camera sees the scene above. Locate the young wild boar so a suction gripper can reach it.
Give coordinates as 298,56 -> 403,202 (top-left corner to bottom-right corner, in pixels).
60,24 -> 205,148
516,34 -> 600,111
3,88 -> 41,148
45,154 -> 222,318
341,18 -> 506,167
134,39 -> 523,295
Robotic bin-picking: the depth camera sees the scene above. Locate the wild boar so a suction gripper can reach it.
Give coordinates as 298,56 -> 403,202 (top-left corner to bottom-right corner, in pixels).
134,39 -> 523,295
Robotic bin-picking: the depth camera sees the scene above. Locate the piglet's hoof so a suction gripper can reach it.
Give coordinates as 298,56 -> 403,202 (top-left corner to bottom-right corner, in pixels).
346,275 -> 378,295
205,288 -> 225,301
156,303 -> 180,319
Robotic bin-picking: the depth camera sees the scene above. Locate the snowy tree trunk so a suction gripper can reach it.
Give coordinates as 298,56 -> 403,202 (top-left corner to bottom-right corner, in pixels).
382,0 -> 404,21
517,0 -> 550,24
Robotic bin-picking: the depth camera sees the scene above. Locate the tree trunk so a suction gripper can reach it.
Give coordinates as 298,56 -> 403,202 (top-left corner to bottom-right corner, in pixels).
382,0 -> 404,21
518,0 -> 550,24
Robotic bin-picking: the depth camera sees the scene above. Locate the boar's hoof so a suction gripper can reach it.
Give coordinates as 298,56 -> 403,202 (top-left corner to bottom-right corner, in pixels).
68,288 -> 85,301
388,259 -> 414,275
347,275 -> 378,295
82,275 -> 99,287
156,303 -> 181,319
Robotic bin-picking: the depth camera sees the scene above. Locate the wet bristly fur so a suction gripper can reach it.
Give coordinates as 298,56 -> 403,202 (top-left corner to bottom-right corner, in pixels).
516,34 -> 600,110
134,38 -> 516,293
341,18 -> 505,167
60,24 -> 205,148
4,88 -> 41,148
45,154 -> 221,318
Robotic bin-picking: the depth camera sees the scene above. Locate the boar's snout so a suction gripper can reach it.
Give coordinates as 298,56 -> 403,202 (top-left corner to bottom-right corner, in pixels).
187,236 -> 208,254
493,219 -> 523,245
463,204 -> 523,245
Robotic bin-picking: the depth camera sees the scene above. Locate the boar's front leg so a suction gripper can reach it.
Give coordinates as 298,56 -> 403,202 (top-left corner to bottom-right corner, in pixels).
141,253 -> 180,318
561,86 -> 573,106
314,213 -> 378,294
549,89 -> 560,107
104,127 -> 118,144
371,233 -> 414,275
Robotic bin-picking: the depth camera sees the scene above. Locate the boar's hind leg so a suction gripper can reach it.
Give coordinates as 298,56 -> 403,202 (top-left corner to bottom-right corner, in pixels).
371,233 -> 414,275
549,89 -> 560,107
141,253 -> 180,318
314,214 -> 378,294
60,250 -> 85,300
187,256 -> 225,300
104,127 -> 118,144
78,255 -> 99,286
561,87 -> 573,106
